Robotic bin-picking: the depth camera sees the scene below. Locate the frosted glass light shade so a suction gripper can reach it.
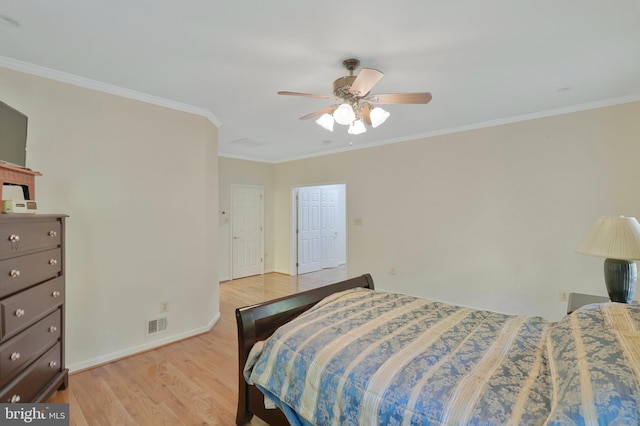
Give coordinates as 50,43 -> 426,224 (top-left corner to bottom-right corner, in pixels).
576,216 -> 640,260
333,103 -> 356,125
315,113 -> 334,131
369,107 -> 390,128
348,119 -> 366,135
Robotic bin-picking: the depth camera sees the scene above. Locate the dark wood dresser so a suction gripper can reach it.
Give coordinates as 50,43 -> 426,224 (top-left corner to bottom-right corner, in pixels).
0,214 -> 68,403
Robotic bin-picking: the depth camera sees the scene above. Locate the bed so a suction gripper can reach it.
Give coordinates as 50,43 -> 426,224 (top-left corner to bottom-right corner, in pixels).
235,274 -> 640,425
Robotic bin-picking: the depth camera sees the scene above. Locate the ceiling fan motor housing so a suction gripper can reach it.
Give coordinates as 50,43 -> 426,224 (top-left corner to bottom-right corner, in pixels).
333,75 -> 357,100
333,58 -> 362,100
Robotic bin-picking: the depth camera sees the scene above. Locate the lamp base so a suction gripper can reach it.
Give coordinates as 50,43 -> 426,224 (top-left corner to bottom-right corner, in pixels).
604,258 -> 637,303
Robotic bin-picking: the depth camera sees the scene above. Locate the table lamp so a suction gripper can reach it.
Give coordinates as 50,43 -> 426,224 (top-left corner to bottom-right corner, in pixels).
576,216 -> 640,303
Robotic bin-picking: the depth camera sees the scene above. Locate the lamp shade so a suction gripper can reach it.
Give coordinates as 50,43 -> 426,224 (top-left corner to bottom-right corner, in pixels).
333,103 -> 356,125
348,119 -> 366,135
576,216 -> 640,260
369,107 -> 390,128
315,113 -> 334,131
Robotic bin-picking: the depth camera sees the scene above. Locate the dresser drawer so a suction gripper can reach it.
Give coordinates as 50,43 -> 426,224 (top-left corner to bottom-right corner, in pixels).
0,248 -> 62,298
0,310 -> 61,387
0,220 -> 61,258
0,277 -> 64,341
0,342 -> 61,403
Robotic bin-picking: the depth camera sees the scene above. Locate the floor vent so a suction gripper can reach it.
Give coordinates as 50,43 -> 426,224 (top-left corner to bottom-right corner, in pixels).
146,317 -> 168,336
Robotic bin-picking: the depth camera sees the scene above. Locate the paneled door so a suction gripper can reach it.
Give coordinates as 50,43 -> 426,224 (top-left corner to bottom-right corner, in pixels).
231,185 -> 263,279
320,188 -> 339,268
297,186 -> 322,274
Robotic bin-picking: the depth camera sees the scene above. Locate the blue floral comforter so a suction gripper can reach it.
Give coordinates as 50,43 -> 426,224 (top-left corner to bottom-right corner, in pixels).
244,288 -> 640,425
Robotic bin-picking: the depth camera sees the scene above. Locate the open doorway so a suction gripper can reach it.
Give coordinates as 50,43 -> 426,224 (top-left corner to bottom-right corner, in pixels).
292,184 -> 347,275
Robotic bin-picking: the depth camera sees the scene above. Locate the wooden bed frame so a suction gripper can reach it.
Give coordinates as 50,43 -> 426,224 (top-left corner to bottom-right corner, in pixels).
235,273 -> 375,425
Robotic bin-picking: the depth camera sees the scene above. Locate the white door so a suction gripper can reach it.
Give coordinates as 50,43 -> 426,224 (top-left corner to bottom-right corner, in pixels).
231,185 -> 263,279
320,188 -> 339,268
297,186 -> 322,274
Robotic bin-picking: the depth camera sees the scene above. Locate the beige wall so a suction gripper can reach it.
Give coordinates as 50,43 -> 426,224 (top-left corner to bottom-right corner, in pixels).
218,157 -> 275,279
0,67 -> 219,371
247,101 -> 640,321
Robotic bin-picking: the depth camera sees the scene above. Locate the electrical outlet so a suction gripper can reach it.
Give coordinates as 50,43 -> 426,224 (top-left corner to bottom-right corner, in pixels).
559,291 -> 569,302
160,301 -> 169,313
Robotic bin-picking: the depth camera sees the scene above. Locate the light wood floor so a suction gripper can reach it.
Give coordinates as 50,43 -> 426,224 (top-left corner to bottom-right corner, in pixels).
48,266 -> 347,425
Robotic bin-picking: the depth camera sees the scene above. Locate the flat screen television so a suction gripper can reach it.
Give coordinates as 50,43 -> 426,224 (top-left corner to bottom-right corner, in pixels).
0,100 -> 28,168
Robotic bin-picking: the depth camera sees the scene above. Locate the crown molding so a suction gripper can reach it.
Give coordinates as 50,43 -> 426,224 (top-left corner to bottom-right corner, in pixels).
218,152 -> 278,163
0,56 -> 222,127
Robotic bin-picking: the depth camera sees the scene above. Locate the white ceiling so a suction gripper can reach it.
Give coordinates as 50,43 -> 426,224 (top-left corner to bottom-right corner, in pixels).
1,1 -> 639,163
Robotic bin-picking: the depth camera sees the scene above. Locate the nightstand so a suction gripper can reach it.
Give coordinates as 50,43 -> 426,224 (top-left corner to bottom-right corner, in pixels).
567,293 -> 610,314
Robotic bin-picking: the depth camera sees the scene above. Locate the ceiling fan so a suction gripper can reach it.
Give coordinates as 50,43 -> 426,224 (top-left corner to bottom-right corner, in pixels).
278,58 -> 432,135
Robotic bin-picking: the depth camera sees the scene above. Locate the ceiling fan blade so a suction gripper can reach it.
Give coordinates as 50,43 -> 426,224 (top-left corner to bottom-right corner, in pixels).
299,106 -> 336,120
278,91 -> 334,99
361,103 -> 372,126
367,92 -> 432,104
349,68 -> 384,97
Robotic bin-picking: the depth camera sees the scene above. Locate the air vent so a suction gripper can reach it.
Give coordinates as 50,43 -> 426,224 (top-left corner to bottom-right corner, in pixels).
229,138 -> 267,148
146,317 -> 168,336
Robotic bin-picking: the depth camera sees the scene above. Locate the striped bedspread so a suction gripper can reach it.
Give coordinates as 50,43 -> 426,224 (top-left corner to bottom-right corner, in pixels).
244,288 -> 640,425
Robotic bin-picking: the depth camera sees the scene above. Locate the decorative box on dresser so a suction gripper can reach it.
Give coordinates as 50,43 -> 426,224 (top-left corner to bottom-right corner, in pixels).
0,214 -> 68,403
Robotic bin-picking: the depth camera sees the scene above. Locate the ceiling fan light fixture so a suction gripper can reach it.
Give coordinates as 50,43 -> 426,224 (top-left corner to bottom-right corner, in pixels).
315,113 -> 334,131
348,119 -> 367,135
370,107 -> 390,128
333,103 -> 356,125
279,58 -> 432,135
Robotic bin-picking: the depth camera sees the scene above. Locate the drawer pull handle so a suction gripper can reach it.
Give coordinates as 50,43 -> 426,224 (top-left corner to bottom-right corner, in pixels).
48,230 -> 57,237
10,352 -> 20,361
52,291 -> 61,298
49,361 -> 57,368
15,308 -> 25,317
9,269 -> 20,278
8,234 -> 20,243
49,259 -> 58,266
49,326 -> 58,333
9,394 -> 20,403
